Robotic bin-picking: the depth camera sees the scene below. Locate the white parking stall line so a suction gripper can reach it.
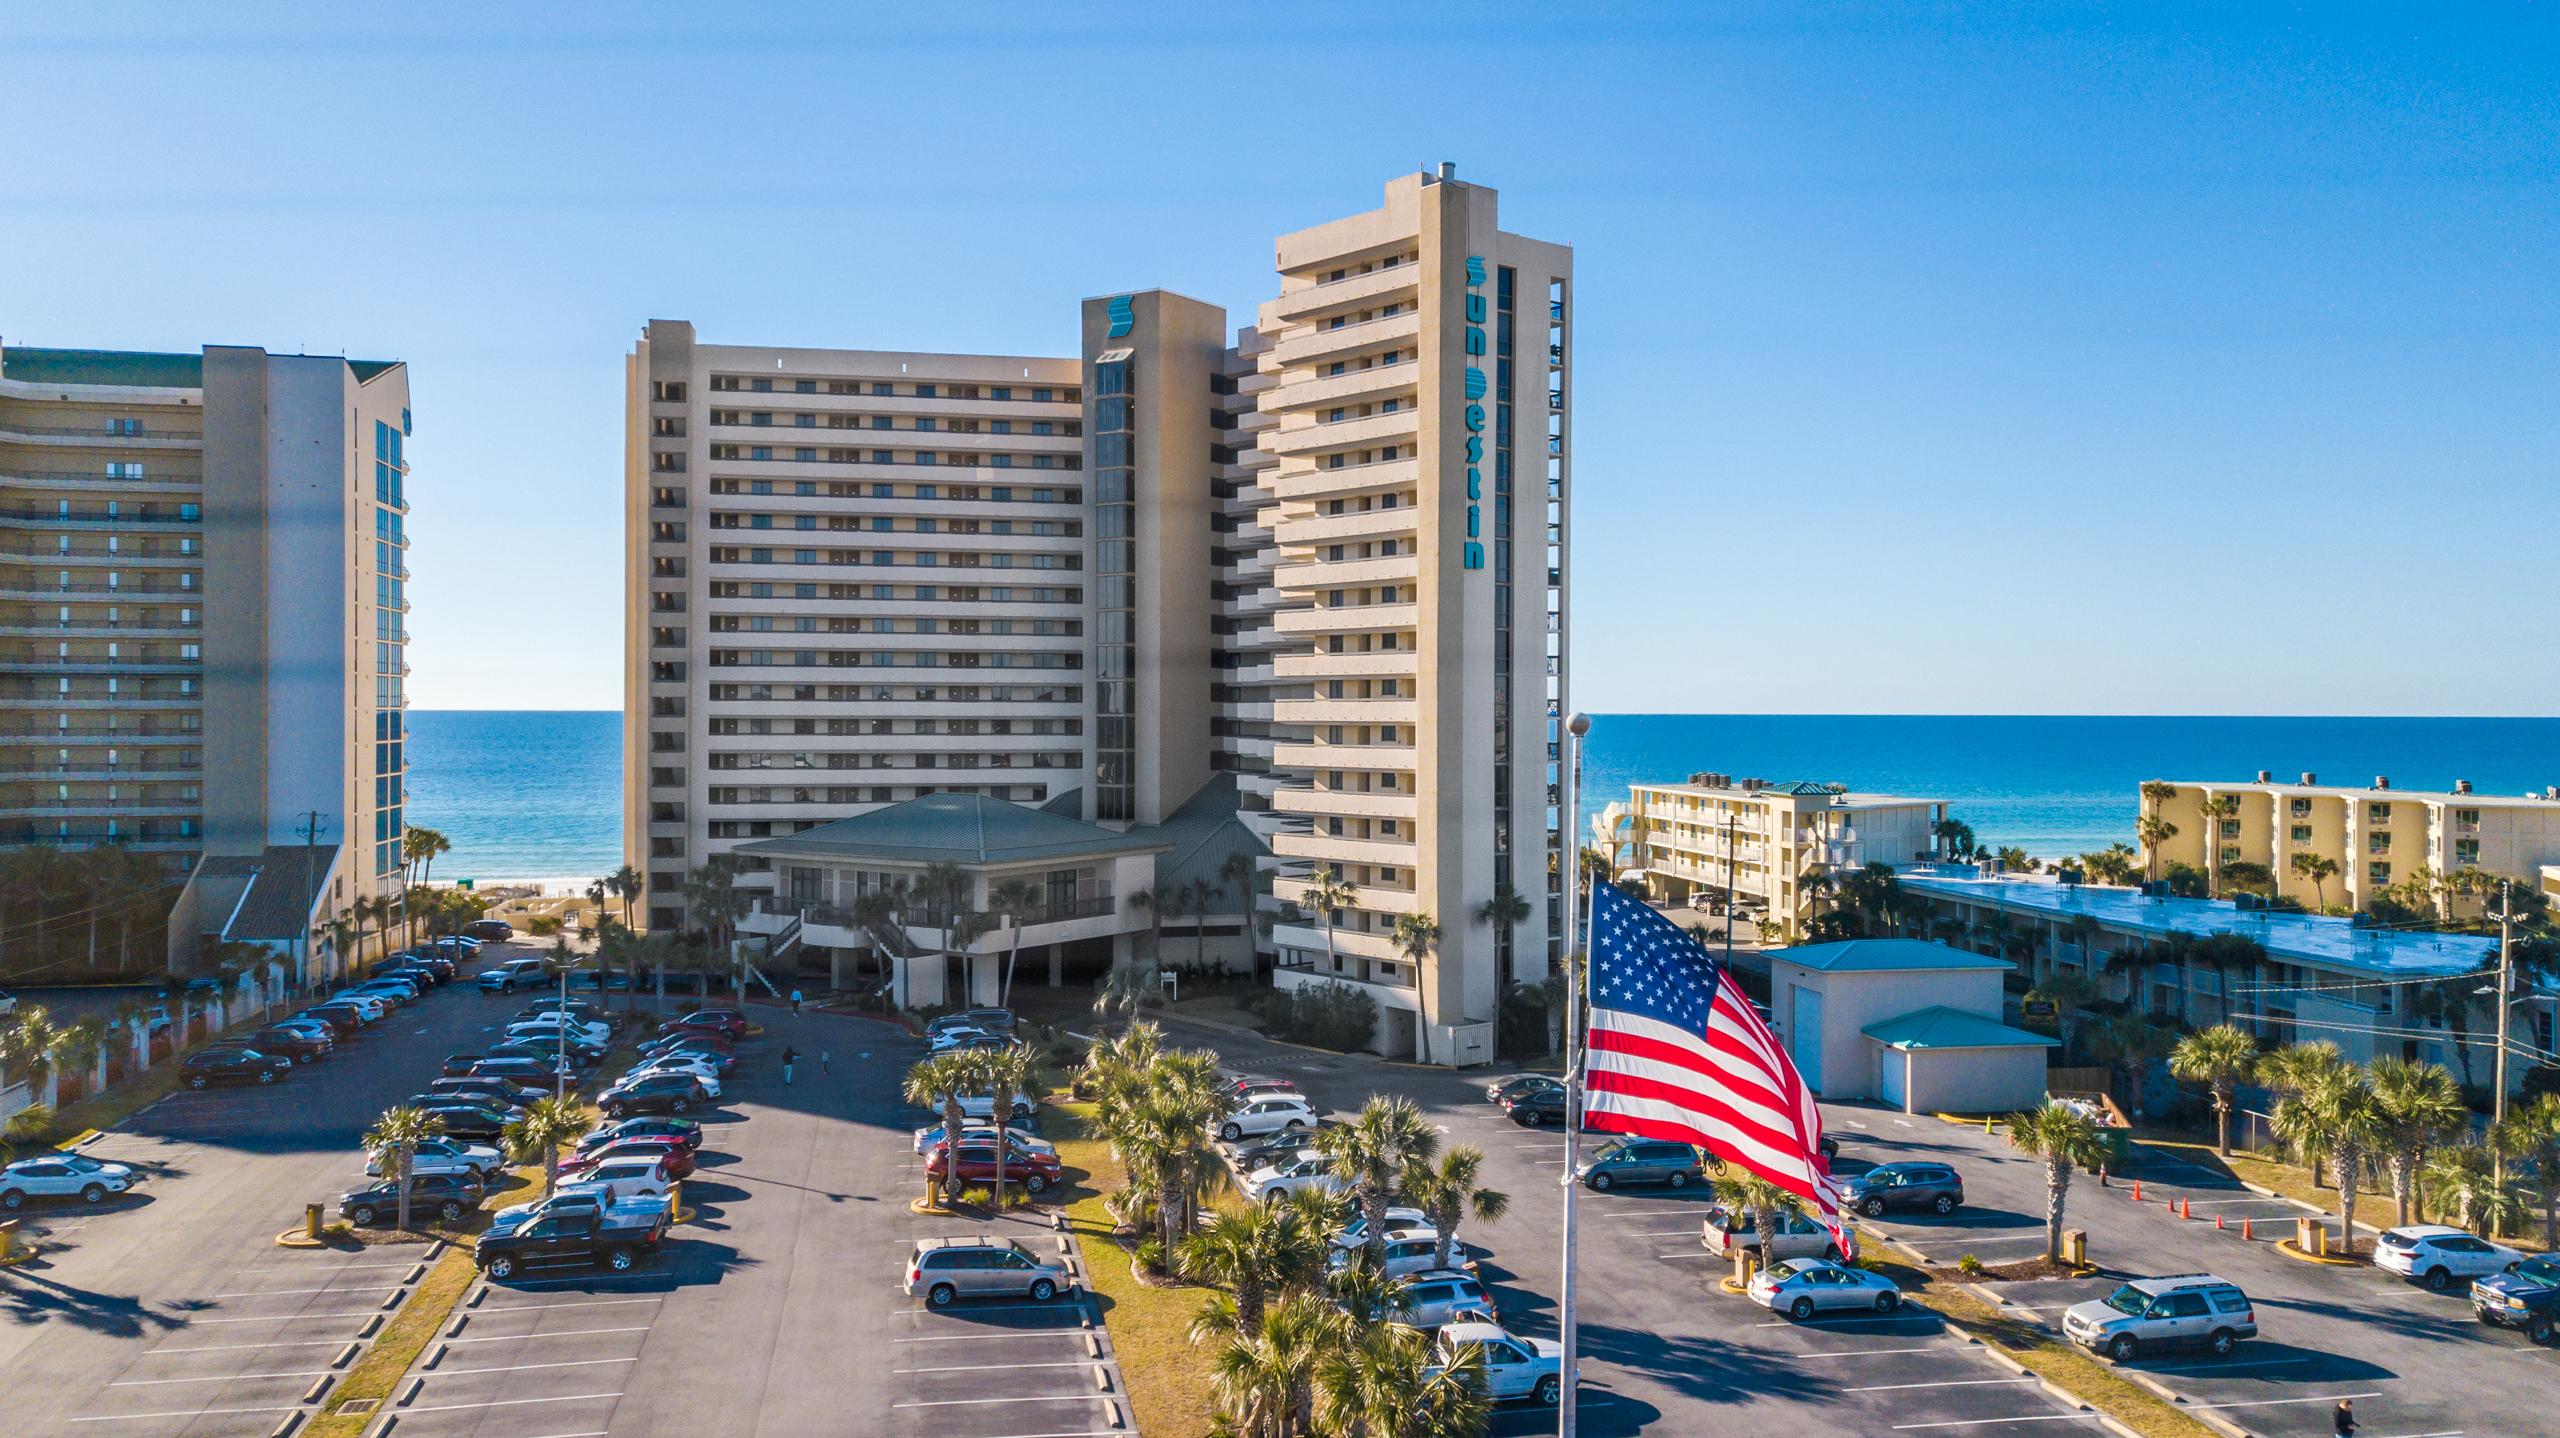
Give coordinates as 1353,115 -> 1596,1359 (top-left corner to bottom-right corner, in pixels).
404,1392 -> 625,1414
1656,1251 -> 1714,1260
900,1302 -> 1092,1317
893,1330 -> 1099,1344
1848,1377 -> 2040,1393
444,1325 -> 652,1345
1890,1414 -> 2100,1430
145,1336 -> 357,1354
473,1297 -> 664,1314
108,1368 -> 336,1386
1793,1344 -> 1963,1358
1624,1227 -> 1706,1238
963,1432 -> 1127,1438
68,1404 -> 306,1423
207,1283 -> 396,1298
895,1395 -> 1118,1409
239,1260 -> 421,1273
434,1357 -> 640,1376
1758,1313 -> 1941,1328
2185,1392 -> 2384,1413
2166,1195 -> 2299,1207
1898,1232 -> 2053,1246
2138,1357 -> 2314,1374
173,1310 -> 387,1325
899,1359 -> 1103,1375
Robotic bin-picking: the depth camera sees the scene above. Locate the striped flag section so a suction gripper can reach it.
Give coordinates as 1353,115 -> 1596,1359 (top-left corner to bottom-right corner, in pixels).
1581,879 -> 1845,1237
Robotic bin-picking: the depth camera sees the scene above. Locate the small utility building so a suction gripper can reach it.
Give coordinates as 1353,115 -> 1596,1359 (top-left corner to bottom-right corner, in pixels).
1765,939 -> 2056,1115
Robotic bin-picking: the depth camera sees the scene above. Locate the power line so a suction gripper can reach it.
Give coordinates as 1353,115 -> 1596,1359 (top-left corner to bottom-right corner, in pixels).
2225,1009 -> 2560,1066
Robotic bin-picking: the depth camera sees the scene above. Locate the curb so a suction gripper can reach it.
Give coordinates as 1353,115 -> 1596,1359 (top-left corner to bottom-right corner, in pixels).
274,1229 -> 328,1249
52,1128 -> 101,1150
2274,1238 -> 2362,1267
2117,1366 -> 2252,1438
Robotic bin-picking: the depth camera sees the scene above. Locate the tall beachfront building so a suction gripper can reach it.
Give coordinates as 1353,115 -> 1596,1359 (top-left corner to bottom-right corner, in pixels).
0,341 -> 413,974
625,167 -> 1568,1063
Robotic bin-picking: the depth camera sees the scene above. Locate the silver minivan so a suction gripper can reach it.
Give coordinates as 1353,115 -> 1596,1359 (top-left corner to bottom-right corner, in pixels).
905,1235 -> 1070,1308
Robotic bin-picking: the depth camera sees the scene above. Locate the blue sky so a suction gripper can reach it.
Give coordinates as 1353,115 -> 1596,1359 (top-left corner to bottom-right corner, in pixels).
5,3 -> 2554,715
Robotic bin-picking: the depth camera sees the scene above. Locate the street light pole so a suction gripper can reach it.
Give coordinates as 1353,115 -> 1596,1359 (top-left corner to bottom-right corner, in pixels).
2491,881 -> 2516,1204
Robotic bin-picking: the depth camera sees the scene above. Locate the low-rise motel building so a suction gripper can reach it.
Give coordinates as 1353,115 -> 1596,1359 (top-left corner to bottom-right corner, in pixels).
2140,770 -> 2560,915
1896,866 -> 2555,1093
1623,774 -> 1947,939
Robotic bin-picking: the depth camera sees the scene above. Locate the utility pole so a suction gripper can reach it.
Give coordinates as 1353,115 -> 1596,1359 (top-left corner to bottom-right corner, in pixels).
1558,712 -> 1590,1438
1723,808 -> 1737,964
300,810 -> 324,992
2490,880 -> 2516,1205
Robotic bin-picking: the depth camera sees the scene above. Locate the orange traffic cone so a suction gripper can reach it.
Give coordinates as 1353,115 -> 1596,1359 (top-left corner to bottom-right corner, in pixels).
2131,1180 -> 2142,1202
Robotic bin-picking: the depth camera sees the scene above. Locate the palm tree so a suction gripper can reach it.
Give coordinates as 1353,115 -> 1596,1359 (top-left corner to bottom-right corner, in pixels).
1209,1291 -> 1342,1438
1182,1200 -> 1331,1339
2491,1093 -> 2560,1249
979,1044 -> 1038,1204
363,1105 -> 448,1232
1,1006 -> 68,1099
2006,1101 -> 2110,1263
1317,1321 -> 1491,1438
1183,876 -> 1219,972
914,860 -> 971,930
2294,1064 -> 2386,1253
2193,795 -> 2241,897
680,855 -> 747,997
2081,844 -> 2139,887
1402,1145 -> 1509,1271
1299,868 -> 1356,975
2169,1025 -> 2260,1156
1126,880 -> 1181,966
1316,1096 -> 1439,1268
0,1103 -> 56,1164
986,879 -> 1039,1008
2289,851 -> 2339,911
1219,851 -> 1261,972
1712,1170 -> 1803,1267
903,1051 -> 986,1206
2370,1057 -> 2466,1228
2260,1041 -> 2348,1187
2420,1141 -> 2510,1236
503,1094 -> 588,1199
1389,911 -> 1441,1048
609,863 -> 644,931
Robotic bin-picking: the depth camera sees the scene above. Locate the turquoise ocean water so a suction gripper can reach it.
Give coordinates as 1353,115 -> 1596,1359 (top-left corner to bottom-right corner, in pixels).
403,710 -> 2560,881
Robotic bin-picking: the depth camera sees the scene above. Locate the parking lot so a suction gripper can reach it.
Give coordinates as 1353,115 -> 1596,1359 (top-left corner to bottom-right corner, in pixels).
1842,1111 -> 2560,1438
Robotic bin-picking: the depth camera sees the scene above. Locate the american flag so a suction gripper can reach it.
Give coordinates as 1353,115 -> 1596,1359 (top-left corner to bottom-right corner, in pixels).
1582,880 -> 1845,1236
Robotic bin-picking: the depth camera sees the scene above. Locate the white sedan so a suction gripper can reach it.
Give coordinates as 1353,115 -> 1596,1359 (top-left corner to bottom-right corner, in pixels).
326,993 -> 390,1021
1243,1150 -> 1345,1204
506,1020 -> 609,1049
2374,1225 -> 2524,1292
1,1152 -> 140,1208
365,1138 -> 505,1181
1748,1258 -> 1903,1320
1431,1322 -> 1569,1406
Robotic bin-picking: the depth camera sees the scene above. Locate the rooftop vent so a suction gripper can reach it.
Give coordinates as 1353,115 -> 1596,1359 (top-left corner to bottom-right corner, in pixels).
2374,775 -> 2391,791
1438,161 -> 1457,180
2300,772 -> 2317,785
2454,779 -> 2473,795
2256,770 -> 2272,783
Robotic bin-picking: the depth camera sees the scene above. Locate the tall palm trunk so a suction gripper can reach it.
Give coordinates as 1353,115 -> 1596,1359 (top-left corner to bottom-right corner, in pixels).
2335,1137 -> 2365,1253
2042,1157 -> 2072,1263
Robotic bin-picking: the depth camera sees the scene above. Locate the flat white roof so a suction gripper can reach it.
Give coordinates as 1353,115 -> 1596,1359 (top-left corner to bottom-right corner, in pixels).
1897,871 -> 2498,978
1631,782 -> 1938,809
2163,779 -> 2560,807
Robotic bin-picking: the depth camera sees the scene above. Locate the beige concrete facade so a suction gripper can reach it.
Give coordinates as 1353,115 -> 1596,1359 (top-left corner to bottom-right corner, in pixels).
2141,771 -> 2560,913
625,324 -> 1090,924
1254,170 -> 1570,1064
0,341 -> 408,922
1628,776 -> 1946,939
622,169 -> 1572,1065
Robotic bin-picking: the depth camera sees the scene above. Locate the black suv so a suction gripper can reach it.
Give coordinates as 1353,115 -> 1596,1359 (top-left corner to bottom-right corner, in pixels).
412,1102 -> 517,1139
1840,1161 -> 1964,1217
181,1048 -> 292,1090
600,1072 -> 706,1118
340,1171 -> 485,1226
240,1026 -> 331,1063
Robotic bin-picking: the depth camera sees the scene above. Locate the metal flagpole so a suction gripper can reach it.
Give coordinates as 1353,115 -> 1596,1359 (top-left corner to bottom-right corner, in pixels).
1559,711 -> 1591,1438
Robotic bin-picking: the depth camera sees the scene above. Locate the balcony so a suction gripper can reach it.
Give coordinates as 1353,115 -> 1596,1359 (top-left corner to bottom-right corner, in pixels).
1268,458 -> 1417,504
1272,787 -> 1416,821
1274,830 -> 1417,870
0,470 -> 201,493
1273,697 -> 1413,726
1273,742 -> 1416,772
1274,603 -> 1416,636
1270,265 -> 1420,323
1264,363 -> 1420,414
1272,650 -> 1415,680
0,423 -> 200,448
1273,553 -> 1417,590
1271,506 -> 1419,547
1270,311 -> 1421,368
1264,410 -> 1419,460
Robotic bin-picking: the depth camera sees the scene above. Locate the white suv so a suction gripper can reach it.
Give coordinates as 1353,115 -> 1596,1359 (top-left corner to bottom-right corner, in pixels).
1432,1322 -> 1568,1406
1,1153 -> 139,1208
1219,1095 -> 1317,1142
1242,1148 -> 1344,1203
2375,1225 -> 2523,1292
365,1138 -> 504,1181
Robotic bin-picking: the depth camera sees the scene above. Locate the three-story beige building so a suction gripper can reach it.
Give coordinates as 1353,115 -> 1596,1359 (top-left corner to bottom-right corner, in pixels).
1628,776 -> 1948,938
2142,771 -> 2560,913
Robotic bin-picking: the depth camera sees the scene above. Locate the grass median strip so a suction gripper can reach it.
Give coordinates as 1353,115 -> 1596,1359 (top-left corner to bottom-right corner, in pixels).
1862,1261 -> 2220,1438
1048,1099 -> 1215,1438
303,1246 -> 478,1438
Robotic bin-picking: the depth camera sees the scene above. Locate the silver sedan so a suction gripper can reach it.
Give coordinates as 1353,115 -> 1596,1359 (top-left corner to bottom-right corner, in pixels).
1748,1258 -> 1903,1320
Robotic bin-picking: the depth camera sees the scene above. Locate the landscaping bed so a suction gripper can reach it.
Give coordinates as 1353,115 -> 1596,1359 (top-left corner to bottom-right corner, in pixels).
1047,1098 -> 1217,1438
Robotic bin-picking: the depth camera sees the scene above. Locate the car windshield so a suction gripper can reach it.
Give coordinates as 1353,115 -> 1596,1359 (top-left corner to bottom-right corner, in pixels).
2102,1285 -> 2153,1317
60,1154 -> 103,1172
1764,1260 -> 1803,1282
2513,1258 -> 2560,1290
1592,1141 -> 1627,1162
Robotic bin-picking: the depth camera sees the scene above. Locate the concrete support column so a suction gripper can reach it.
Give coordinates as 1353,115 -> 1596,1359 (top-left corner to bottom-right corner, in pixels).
1047,944 -> 1063,988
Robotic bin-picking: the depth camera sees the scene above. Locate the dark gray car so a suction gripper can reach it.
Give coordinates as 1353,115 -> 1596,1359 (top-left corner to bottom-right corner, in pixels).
1581,1139 -> 1705,1192
1840,1161 -> 1963,1217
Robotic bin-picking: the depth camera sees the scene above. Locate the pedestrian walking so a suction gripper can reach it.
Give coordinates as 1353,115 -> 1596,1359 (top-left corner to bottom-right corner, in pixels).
782,1044 -> 798,1086
820,1049 -> 830,1075
2332,1399 -> 2356,1436
789,988 -> 803,1015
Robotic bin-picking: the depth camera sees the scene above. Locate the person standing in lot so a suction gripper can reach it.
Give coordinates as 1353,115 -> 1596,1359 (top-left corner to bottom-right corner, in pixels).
782,1045 -> 798,1085
789,988 -> 803,1015
2332,1399 -> 2356,1436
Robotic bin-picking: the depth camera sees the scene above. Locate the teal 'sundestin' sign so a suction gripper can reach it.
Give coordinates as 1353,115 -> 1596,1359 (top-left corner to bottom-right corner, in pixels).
1460,255 -> 1487,570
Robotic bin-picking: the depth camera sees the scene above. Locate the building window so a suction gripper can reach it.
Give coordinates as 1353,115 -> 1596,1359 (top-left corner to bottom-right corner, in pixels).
2290,824 -> 2313,844
2368,861 -> 2391,884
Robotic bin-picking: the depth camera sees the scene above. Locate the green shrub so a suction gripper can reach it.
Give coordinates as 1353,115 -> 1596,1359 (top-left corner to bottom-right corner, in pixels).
1258,981 -> 1378,1051
1956,1254 -> 1984,1278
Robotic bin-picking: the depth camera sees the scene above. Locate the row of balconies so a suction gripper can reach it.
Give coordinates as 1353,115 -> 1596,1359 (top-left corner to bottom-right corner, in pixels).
1265,409 -> 1421,461
1273,603 -> 1417,636
1268,458 -> 1418,504
1270,264 -> 1421,323
1268,310 -> 1422,368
